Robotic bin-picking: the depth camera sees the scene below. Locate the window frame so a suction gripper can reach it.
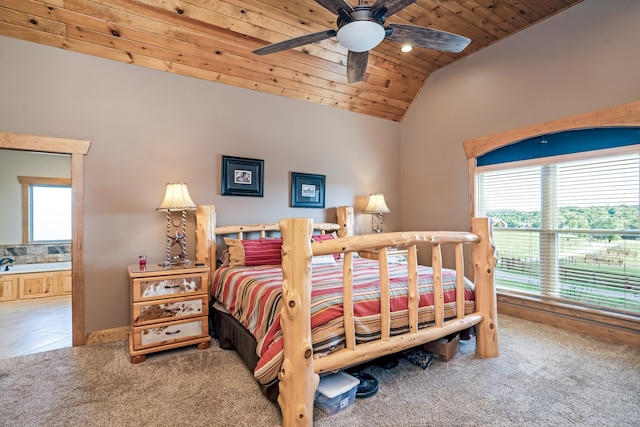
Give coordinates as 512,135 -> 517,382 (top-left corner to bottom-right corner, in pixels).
18,176 -> 72,244
474,146 -> 640,315
462,101 -> 640,345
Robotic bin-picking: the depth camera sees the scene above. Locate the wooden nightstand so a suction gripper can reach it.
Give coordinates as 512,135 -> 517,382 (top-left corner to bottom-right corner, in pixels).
358,247 -> 409,263
128,262 -> 211,363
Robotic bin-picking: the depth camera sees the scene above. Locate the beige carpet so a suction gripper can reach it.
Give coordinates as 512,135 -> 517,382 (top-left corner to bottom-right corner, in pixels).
1,315 -> 639,427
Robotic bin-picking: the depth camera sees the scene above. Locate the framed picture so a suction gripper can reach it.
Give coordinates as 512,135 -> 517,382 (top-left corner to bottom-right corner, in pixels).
221,155 -> 264,197
291,172 -> 325,208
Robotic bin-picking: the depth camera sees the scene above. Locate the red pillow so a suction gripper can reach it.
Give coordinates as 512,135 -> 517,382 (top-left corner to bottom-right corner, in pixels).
312,234 -> 339,260
241,238 -> 282,266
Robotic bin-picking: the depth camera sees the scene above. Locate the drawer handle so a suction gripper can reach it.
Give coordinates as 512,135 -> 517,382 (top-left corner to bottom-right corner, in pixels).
165,329 -> 181,335
164,285 -> 180,289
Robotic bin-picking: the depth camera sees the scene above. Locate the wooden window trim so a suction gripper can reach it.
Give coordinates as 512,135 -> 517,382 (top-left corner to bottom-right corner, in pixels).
18,176 -> 72,244
462,101 -> 640,346
463,101 -> 640,160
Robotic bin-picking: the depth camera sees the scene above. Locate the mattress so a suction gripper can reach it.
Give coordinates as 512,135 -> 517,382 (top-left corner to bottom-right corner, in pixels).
212,258 -> 475,385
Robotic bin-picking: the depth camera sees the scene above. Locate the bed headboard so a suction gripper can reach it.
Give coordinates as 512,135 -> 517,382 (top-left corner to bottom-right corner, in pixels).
194,205 -> 354,271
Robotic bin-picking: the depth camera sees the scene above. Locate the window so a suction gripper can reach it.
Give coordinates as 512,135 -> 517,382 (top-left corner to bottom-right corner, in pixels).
18,176 -> 72,243
475,147 -> 640,316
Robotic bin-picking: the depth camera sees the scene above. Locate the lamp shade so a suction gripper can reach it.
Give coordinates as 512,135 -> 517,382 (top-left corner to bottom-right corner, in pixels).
156,182 -> 197,212
364,194 -> 390,213
337,20 -> 386,52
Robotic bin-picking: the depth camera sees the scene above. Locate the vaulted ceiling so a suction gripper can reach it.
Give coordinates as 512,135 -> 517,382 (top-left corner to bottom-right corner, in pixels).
0,0 -> 583,122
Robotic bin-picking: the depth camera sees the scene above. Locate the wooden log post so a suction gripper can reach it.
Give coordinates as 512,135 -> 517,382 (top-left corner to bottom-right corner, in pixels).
407,244 -> 419,332
455,243 -> 465,320
195,205 -> 216,268
278,218 -> 318,427
336,206 -> 354,237
472,217 -> 499,358
379,247 -> 391,341
431,244 -> 444,328
342,252 -> 356,351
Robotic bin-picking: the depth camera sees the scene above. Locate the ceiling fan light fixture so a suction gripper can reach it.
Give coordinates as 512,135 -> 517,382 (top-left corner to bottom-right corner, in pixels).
337,21 -> 386,52
401,44 -> 413,52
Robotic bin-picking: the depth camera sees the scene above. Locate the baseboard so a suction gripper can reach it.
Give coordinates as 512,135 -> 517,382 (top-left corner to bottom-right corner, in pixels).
84,326 -> 130,345
497,294 -> 640,346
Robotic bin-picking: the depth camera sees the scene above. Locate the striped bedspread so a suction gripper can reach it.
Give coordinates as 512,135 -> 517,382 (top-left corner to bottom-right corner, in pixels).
212,258 -> 475,385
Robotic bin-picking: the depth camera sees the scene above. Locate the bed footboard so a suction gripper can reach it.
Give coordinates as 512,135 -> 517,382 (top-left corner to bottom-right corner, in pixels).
471,217 -> 499,358
194,205 -> 497,427
278,218 -> 319,427
277,216 -> 498,427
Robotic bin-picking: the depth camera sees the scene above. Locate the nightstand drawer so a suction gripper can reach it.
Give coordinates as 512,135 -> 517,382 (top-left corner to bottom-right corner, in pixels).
132,272 -> 207,302
132,294 -> 209,326
131,317 -> 208,350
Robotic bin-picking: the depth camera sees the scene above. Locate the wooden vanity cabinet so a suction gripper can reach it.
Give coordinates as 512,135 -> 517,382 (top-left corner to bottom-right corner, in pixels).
18,272 -> 57,299
57,270 -> 72,295
0,269 -> 72,302
0,276 -> 19,302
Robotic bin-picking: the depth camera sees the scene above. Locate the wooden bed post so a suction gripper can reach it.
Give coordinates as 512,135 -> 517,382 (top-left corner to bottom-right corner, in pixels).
472,217 -> 499,358
336,206 -> 354,237
195,205 -> 217,268
278,218 -> 317,427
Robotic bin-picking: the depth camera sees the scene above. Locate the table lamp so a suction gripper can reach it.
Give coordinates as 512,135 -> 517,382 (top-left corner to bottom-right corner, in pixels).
364,193 -> 390,233
157,182 -> 197,265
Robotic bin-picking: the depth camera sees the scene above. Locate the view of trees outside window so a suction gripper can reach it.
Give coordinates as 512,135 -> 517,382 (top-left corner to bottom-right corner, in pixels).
477,152 -> 640,315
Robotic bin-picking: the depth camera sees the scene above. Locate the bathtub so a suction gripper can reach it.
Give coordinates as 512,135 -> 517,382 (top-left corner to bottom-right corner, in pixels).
0,261 -> 71,274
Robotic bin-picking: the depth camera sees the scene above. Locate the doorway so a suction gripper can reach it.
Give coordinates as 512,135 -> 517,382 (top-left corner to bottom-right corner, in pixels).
0,132 -> 90,348
0,150 -> 72,358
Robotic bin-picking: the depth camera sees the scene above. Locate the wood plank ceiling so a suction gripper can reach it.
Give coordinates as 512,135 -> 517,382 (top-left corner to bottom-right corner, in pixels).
0,0 -> 583,122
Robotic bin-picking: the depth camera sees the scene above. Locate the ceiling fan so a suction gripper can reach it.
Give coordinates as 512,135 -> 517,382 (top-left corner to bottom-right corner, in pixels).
253,0 -> 471,83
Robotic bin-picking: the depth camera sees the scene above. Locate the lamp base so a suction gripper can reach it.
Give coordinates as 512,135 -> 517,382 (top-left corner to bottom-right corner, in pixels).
162,258 -> 191,267
163,210 -> 191,267
371,213 -> 385,234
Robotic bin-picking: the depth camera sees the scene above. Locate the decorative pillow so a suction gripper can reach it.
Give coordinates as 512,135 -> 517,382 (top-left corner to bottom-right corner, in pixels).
223,237 -> 282,267
311,233 -> 340,260
217,249 -> 230,268
223,238 -> 244,267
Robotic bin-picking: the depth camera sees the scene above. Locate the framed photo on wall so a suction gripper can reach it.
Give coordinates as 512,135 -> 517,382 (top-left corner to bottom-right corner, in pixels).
291,172 -> 325,208
221,155 -> 264,197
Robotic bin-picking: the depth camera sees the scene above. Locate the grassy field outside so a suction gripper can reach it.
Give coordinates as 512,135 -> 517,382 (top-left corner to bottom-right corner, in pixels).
492,229 -> 640,313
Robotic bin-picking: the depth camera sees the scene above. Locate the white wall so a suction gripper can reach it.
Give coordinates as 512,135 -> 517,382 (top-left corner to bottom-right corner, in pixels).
401,0 -> 640,237
0,37 -> 401,331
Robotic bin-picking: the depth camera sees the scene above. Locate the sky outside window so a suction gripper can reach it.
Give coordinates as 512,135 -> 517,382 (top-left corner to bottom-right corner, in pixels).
31,185 -> 72,242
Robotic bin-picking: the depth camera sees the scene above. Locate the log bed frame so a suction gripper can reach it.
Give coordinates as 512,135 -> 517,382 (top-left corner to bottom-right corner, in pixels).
195,205 -> 499,427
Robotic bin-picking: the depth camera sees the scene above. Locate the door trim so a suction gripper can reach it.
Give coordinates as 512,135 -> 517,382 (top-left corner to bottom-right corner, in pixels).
0,132 -> 90,346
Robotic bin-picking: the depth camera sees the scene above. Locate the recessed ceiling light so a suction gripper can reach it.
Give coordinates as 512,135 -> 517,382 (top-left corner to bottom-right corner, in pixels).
401,45 -> 413,53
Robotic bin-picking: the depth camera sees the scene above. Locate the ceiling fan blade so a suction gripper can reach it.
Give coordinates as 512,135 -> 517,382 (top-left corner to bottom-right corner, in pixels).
347,50 -> 368,83
253,29 -> 337,55
385,24 -> 471,53
315,0 -> 354,16
371,0 -> 416,18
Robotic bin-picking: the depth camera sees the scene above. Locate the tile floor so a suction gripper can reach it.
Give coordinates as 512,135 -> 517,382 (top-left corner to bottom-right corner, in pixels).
0,295 -> 72,359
